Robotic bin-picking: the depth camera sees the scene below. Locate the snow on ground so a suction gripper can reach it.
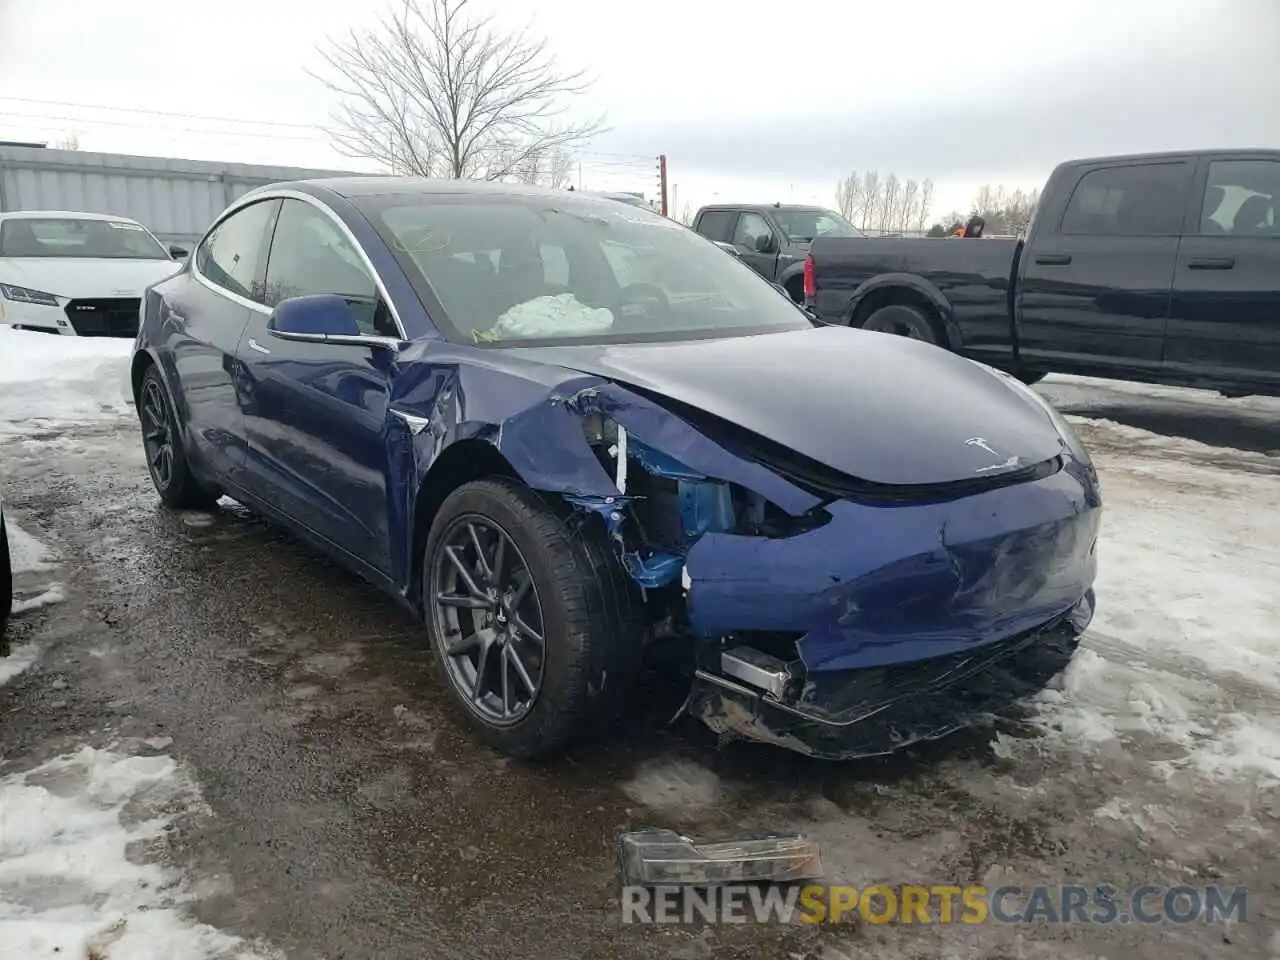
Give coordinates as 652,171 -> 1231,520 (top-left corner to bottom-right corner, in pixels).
1009,416 -> 1280,787
0,327 -> 134,437
5,518 -> 59,574
0,744 -> 282,960
1046,372 -> 1280,414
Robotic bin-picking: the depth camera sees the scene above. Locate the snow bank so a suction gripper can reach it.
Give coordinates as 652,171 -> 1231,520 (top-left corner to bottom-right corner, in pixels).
1046,373 -> 1280,413
1021,417 -> 1280,787
0,745 -> 281,959
0,327 -> 133,437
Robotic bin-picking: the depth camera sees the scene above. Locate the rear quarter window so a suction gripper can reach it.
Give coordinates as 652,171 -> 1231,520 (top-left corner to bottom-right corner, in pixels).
693,210 -> 735,242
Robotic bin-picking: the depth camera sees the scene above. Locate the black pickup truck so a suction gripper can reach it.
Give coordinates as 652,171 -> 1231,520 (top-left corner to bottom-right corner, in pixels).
805,150 -> 1280,395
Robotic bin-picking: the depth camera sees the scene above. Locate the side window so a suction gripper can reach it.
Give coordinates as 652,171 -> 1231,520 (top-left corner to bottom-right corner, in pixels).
1199,160 -> 1279,236
732,212 -> 775,250
263,200 -> 394,337
694,210 -> 734,242
195,200 -> 278,302
1060,163 -> 1190,236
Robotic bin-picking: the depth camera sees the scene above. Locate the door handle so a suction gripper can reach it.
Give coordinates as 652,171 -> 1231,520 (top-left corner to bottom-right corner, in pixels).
1034,253 -> 1072,266
1187,257 -> 1235,270
247,337 -> 271,355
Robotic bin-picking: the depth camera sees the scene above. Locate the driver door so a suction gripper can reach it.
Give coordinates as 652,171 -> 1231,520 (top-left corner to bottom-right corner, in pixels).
730,211 -> 780,281
234,198 -> 400,574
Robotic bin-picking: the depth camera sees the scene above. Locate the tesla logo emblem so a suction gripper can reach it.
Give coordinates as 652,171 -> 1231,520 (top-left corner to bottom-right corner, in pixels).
965,437 -> 1021,474
965,437 -> 998,457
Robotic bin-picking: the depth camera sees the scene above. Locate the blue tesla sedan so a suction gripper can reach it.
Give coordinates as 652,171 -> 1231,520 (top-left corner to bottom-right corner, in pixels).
131,179 -> 1101,759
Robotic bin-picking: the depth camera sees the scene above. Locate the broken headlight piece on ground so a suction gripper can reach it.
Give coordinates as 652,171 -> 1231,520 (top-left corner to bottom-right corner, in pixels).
617,828 -> 824,886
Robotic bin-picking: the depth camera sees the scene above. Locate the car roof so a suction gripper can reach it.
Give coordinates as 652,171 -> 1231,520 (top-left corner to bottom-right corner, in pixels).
0,209 -> 143,224
1061,148 -> 1280,168
696,203 -> 833,213
263,177 -> 628,205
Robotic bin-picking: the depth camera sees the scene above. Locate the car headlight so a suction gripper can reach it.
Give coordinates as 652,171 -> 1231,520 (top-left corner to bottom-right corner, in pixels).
991,369 -> 1092,468
0,283 -> 60,307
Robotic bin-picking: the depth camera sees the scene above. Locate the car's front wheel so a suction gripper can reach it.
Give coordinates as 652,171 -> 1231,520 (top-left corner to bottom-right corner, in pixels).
422,478 -> 643,759
138,366 -> 221,510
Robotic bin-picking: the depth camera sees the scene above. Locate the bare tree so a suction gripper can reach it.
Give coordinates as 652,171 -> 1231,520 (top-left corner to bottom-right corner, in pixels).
315,0 -> 603,180
969,184 -> 1041,235
55,133 -> 80,150
879,174 -> 901,233
679,201 -> 694,226
508,145 -> 575,188
835,171 -> 864,222
899,179 -> 919,233
915,178 -> 934,233
860,170 -> 881,230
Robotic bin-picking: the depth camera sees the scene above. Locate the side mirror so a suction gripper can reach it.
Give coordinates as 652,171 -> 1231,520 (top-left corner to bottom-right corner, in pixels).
754,234 -> 776,254
268,294 -> 361,340
169,245 -> 189,260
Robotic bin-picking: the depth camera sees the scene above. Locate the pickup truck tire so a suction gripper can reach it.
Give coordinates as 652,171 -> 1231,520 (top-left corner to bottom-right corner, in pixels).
860,304 -> 939,344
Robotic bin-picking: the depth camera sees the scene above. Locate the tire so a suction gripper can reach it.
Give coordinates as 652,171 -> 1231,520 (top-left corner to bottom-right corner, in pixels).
860,303 -> 939,344
138,366 -> 222,510
1,511 -> 11,641
422,477 -> 644,759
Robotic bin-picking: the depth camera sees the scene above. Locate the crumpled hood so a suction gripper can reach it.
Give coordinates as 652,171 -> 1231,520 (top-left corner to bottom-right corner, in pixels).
0,257 -> 181,299
511,326 -> 1064,487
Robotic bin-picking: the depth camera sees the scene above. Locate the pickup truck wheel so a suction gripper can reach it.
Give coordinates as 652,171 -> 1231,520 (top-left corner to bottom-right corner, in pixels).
422,478 -> 644,759
861,304 -> 938,344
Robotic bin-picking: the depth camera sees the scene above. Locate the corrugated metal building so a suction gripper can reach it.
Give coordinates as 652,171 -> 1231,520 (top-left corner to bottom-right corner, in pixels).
0,145 -> 366,248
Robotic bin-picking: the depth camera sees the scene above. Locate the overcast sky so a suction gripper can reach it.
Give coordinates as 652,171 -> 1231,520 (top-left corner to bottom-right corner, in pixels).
1,0 -> 1277,219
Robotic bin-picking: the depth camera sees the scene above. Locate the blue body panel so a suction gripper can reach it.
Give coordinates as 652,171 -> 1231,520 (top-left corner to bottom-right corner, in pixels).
133,178 -> 1101,690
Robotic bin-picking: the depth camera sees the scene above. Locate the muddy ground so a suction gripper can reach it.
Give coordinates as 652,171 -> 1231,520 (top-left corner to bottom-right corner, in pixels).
1,380 -> 1277,959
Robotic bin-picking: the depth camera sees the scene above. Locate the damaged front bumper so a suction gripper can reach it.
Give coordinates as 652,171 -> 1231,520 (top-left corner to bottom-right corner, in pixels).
686,592 -> 1093,760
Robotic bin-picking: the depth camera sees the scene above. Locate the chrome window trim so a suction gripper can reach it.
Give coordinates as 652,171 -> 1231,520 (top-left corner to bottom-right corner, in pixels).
268,329 -> 403,350
190,188 -> 409,340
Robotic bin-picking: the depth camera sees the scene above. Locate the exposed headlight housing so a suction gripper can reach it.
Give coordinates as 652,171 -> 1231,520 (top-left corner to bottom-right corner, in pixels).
0,283 -> 60,307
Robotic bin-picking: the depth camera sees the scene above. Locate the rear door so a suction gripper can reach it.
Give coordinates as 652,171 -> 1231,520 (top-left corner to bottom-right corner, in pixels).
1015,159 -> 1194,375
1166,155 -> 1280,392
234,197 -> 400,574
175,197 -> 279,481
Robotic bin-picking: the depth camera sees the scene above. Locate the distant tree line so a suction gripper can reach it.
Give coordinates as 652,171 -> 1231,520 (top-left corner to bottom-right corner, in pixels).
835,171 -> 935,234
835,171 -> 1040,237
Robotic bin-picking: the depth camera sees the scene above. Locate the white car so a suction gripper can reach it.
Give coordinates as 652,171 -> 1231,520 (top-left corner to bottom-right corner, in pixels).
0,211 -> 184,337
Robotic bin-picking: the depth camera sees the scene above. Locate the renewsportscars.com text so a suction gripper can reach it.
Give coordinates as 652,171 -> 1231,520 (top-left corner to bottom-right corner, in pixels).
621,884 -> 1248,926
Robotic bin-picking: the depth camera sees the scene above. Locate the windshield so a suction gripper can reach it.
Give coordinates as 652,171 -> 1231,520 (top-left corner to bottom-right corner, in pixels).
0,217 -> 169,259
362,195 -> 813,346
771,209 -> 864,241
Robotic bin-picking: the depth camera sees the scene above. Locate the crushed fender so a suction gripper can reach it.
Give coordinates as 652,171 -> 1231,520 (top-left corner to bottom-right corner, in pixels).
617,828 -> 823,886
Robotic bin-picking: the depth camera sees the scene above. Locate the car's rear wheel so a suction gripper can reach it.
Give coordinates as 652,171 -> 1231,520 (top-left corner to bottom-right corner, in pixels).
423,477 -> 643,759
139,366 -> 222,510
861,303 -> 939,344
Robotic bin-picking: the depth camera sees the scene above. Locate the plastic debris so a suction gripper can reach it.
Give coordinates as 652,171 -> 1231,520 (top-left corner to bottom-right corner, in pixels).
617,828 -> 823,886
